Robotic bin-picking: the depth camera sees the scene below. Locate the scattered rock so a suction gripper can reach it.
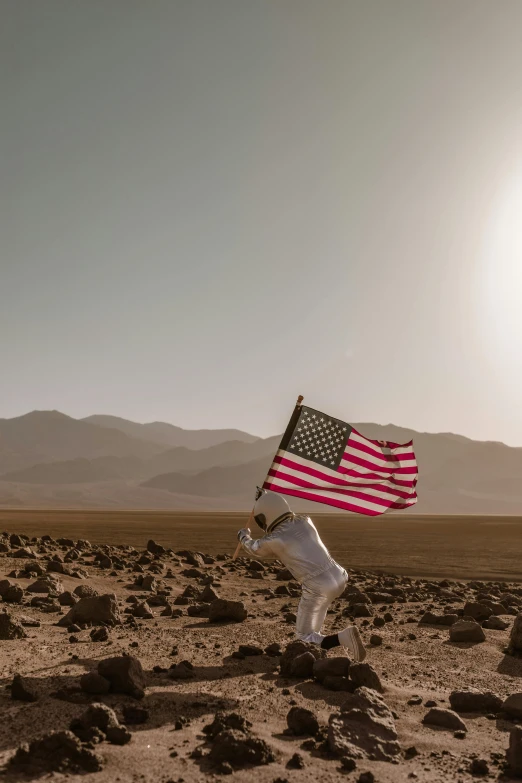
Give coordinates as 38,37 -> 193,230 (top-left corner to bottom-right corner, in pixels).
58,594 -> 121,627
204,712 -> 252,738
328,686 -> 401,761
470,758 -> 489,776
349,663 -> 384,693
80,672 -> 111,695
449,689 -> 503,713
449,620 -> 486,643
169,660 -> 196,680
9,730 -> 102,773
0,612 -> 27,640
507,726 -> 522,776
290,651 -> 316,678
11,674 -> 38,702
508,613 -> 522,654
422,708 -> 467,731
503,693 -> 522,720
483,616 -> 510,630
279,641 -> 325,676
209,599 -> 247,623
313,657 -> 351,682
90,626 -> 109,642
97,655 -> 146,699
286,706 -> 319,736
208,729 -> 275,768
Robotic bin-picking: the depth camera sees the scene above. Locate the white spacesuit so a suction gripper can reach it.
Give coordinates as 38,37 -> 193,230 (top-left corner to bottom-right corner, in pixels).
237,489 -> 366,661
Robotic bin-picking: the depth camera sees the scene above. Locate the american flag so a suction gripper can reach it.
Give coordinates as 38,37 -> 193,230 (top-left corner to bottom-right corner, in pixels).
262,403 -> 418,516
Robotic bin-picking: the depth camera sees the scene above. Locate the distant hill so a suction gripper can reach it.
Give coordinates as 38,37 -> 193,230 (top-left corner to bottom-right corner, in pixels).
0,411 -> 164,474
83,414 -> 260,449
0,411 -> 521,513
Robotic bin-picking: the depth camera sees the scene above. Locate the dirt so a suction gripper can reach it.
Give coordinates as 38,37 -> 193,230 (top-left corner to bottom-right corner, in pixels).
0,527 -> 521,782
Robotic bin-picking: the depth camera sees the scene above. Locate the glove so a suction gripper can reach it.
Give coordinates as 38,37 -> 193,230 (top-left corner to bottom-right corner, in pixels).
237,528 -> 250,542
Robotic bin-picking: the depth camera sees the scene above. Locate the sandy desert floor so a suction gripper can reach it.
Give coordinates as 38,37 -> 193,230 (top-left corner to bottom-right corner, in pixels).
0,518 -> 521,782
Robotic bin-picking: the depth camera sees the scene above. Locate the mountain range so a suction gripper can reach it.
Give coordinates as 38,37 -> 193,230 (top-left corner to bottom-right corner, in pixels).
0,410 -> 521,513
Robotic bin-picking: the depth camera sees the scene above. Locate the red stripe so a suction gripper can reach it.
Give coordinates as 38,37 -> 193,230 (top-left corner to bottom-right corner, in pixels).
263,482 -> 416,515
338,467 -> 415,488
348,435 -> 416,463
274,453 -> 417,492
340,451 -> 418,475
268,466 -> 414,503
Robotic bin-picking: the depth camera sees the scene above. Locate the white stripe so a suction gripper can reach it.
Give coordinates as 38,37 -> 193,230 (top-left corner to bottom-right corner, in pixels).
268,473 -> 416,507
350,430 -> 416,458
275,449 -> 417,489
342,445 -> 418,471
271,458 -> 414,499
266,478 -> 416,513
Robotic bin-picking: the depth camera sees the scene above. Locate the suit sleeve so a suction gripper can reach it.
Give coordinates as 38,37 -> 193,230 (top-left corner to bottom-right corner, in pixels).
238,531 -> 275,560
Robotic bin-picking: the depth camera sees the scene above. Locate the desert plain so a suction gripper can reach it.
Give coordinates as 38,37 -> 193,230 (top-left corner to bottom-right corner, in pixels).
0,511 -> 521,783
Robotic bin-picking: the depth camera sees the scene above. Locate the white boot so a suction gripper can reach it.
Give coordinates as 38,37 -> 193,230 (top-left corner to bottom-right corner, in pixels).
337,625 -> 367,662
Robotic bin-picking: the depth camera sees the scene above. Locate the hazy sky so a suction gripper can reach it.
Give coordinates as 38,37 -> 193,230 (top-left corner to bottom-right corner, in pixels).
3,0 -> 522,444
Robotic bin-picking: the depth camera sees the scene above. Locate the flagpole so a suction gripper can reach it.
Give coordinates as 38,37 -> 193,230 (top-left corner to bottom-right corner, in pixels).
231,394 -> 304,561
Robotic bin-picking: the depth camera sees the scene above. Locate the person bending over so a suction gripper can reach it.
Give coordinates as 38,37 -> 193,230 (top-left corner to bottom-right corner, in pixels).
237,488 -> 366,661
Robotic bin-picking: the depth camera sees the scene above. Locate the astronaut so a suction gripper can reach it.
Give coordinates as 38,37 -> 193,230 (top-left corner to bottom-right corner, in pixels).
237,488 -> 366,661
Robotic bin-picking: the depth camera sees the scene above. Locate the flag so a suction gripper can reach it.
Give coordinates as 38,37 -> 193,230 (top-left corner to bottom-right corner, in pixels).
262,402 -> 418,516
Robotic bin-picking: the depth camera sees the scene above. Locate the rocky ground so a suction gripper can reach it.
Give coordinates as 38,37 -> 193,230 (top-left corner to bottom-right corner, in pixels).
0,531 -> 521,783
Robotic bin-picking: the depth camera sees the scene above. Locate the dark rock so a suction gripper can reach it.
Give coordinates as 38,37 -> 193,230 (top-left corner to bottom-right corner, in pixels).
97,655 -> 146,699
349,663 -> 383,693
422,708 -> 467,731
239,644 -> 263,656
287,706 -> 319,736
449,620 -> 486,643
463,602 -> 493,622
279,640 -> 325,676
9,730 -> 102,773
503,693 -> 522,720
58,594 -> 121,627
105,726 -> 132,745
323,675 -> 354,692
208,729 -> 275,768
507,726 -> 522,776
483,616 -> 510,630
209,599 -> 247,623
370,634 -> 383,645
290,652 -> 316,678
90,627 -> 109,642
3,584 -> 24,603
449,689 -> 503,713
204,712 -> 252,738
169,661 -> 196,680
276,568 -> 294,580
508,613 -> 522,654
72,703 -> 120,734
313,657 -> 350,682
11,674 -> 38,702
132,601 -> 154,619
147,540 -> 166,555
59,591 -> 78,607
0,612 -> 27,640
265,642 -> 282,656
287,752 -> 305,768
201,584 -> 219,602
73,584 -> 98,599
470,758 -> 489,776
80,672 -> 111,695
328,686 -> 400,761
